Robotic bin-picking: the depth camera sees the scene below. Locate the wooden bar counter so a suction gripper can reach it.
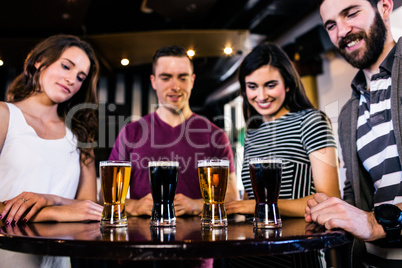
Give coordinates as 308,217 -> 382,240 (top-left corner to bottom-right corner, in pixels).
0,215 -> 352,261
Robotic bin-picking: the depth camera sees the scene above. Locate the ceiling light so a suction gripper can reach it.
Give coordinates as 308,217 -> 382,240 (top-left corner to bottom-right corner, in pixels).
62,13 -> 71,20
187,50 -> 195,58
0,60 -> 3,66
294,52 -> 300,61
224,47 -> 233,55
121,58 -> 129,66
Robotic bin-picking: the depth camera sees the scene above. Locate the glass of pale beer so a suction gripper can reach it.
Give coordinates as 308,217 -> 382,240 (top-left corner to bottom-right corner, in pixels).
249,157 -> 282,229
148,161 -> 179,227
198,159 -> 229,227
99,160 -> 131,228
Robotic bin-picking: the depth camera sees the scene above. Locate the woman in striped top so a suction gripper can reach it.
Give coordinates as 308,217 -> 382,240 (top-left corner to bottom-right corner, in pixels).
225,43 -> 340,267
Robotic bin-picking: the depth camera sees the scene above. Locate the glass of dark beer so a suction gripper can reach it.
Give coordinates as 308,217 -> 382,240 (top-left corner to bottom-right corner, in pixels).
100,160 -> 132,228
198,159 -> 229,227
249,157 -> 282,228
148,161 -> 179,227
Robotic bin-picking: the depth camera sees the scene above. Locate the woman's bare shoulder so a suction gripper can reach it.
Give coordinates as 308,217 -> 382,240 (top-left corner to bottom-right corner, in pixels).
0,102 -> 10,147
0,102 -> 10,119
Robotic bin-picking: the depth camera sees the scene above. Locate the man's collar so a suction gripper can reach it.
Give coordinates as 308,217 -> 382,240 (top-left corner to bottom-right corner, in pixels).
379,45 -> 396,74
351,70 -> 367,96
350,44 -> 396,96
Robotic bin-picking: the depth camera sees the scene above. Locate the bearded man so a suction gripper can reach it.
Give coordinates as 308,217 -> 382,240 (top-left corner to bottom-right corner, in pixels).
305,0 -> 402,267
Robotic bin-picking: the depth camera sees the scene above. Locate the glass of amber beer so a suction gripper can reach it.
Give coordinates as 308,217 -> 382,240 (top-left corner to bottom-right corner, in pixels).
148,161 -> 179,227
100,160 -> 131,228
249,157 -> 282,229
198,159 -> 229,227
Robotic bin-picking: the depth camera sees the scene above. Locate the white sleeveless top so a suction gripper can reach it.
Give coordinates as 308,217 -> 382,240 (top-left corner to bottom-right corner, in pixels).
0,103 -> 80,200
0,103 -> 81,268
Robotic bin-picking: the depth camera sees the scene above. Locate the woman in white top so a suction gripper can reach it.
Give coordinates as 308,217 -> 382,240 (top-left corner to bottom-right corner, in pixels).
0,35 -> 103,226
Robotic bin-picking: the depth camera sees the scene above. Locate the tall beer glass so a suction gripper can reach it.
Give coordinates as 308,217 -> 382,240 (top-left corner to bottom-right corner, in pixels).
148,161 -> 179,227
249,157 -> 282,228
198,159 -> 229,227
100,160 -> 131,228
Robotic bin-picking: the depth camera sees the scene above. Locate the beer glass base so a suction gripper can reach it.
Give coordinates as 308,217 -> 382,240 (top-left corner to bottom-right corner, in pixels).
201,219 -> 228,228
150,203 -> 176,227
101,204 -> 128,228
201,203 -> 227,227
150,219 -> 176,227
253,219 -> 282,229
254,203 -> 281,229
100,218 -> 128,228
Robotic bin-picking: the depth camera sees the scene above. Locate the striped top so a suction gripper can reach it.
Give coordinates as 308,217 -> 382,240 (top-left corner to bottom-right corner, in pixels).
355,68 -> 402,206
241,109 -> 337,200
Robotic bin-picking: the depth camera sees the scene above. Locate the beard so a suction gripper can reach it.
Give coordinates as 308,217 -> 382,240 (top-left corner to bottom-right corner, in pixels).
336,11 -> 387,69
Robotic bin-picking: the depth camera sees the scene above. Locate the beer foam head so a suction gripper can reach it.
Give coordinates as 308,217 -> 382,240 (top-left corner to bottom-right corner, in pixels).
100,160 -> 131,167
148,161 -> 179,167
198,159 -> 229,167
249,157 -> 282,165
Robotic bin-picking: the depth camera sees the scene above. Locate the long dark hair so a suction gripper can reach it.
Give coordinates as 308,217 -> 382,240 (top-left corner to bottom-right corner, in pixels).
238,42 -> 314,129
6,34 -> 99,164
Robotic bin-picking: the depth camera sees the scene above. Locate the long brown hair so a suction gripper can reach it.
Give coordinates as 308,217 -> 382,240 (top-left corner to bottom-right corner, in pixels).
238,42 -> 314,129
7,34 -> 99,164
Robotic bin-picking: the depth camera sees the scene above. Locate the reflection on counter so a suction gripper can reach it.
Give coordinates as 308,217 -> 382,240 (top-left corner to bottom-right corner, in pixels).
201,227 -> 228,241
0,215 -> 341,244
0,215 -> 352,261
101,227 -> 129,242
254,227 -> 282,239
150,226 -> 176,242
